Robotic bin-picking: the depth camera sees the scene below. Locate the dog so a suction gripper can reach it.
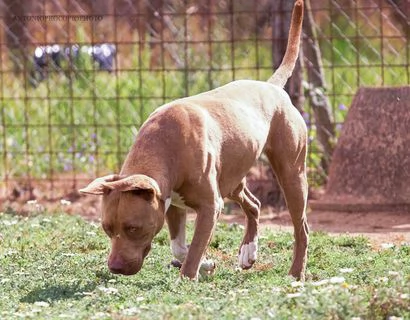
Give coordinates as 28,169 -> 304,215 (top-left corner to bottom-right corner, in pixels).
80,0 -> 309,281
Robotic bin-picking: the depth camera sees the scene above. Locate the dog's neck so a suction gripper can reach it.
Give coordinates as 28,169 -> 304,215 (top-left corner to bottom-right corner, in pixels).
120,148 -> 176,202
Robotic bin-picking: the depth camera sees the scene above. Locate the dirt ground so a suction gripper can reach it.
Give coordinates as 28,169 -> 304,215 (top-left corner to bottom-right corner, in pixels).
219,208 -> 410,249
3,191 -> 409,249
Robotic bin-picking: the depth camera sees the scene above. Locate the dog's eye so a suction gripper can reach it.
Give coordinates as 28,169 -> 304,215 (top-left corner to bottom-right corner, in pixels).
125,226 -> 141,234
127,227 -> 137,233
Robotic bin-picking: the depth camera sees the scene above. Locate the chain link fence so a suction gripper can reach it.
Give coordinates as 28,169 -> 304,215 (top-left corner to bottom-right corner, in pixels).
0,0 -> 409,209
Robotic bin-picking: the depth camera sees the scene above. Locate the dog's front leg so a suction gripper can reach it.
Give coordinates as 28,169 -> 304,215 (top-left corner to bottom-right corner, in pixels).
166,205 -> 188,263
180,201 -> 222,280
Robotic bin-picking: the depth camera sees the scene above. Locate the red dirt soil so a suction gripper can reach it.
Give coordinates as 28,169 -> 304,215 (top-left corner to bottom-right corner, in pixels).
221,208 -> 410,249
3,192 -> 409,249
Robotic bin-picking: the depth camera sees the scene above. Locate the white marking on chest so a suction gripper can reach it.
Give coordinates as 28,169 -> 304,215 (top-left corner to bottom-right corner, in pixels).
165,191 -> 189,213
164,198 -> 172,213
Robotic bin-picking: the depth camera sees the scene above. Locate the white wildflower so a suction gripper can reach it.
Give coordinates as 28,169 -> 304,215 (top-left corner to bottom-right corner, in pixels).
91,312 -> 110,319
13,313 -> 27,318
90,222 -> 100,228
61,253 -> 76,257
27,309 -> 42,314
2,220 -> 18,226
122,307 -> 140,316
60,199 -> 72,206
286,292 -> 302,298
378,277 -> 389,283
312,279 -> 330,287
291,281 -> 304,288
27,200 -> 44,212
4,250 -> 17,256
330,276 -> 345,284
97,286 -> 118,294
34,301 -> 50,307
340,268 -> 354,273
381,243 -> 395,249
58,314 -> 76,318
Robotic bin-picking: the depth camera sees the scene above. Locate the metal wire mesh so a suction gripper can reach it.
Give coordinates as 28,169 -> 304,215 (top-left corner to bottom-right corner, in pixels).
0,0 -> 409,207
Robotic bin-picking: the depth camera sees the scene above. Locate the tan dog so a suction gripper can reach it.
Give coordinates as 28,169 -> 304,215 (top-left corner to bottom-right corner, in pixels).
80,0 -> 308,281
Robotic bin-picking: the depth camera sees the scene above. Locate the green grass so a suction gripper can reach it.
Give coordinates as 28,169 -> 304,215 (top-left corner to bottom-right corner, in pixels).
1,212 -> 409,319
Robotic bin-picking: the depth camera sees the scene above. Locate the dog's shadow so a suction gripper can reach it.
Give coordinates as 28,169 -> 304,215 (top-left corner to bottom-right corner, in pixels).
21,282 -> 97,303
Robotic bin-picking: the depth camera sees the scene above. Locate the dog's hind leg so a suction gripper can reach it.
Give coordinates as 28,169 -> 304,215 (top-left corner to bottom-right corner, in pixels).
265,142 -> 309,281
228,179 -> 261,270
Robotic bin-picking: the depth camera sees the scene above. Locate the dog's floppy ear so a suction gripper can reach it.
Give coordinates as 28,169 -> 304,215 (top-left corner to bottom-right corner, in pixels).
102,174 -> 161,201
79,174 -> 122,195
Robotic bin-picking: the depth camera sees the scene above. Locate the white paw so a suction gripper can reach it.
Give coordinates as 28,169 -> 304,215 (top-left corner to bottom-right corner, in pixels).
238,238 -> 258,269
199,258 -> 216,276
171,239 -> 188,262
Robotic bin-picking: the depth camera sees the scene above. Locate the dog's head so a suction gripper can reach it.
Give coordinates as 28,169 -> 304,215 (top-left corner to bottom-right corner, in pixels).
79,174 -> 165,275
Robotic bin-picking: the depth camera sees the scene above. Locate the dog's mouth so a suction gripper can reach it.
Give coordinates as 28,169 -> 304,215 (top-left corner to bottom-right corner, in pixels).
108,245 -> 151,276
109,258 -> 143,275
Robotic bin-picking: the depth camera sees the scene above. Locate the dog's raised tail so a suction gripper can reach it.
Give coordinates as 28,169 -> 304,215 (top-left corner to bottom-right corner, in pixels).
267,0 -> 304,88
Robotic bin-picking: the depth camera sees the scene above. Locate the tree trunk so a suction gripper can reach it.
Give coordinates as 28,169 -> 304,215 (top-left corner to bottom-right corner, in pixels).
303,0 -> 335,174
146,0 -> 165,68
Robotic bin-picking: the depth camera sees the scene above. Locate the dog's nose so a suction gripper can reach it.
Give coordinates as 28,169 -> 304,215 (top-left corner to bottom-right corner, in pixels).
108,257 -> 125,274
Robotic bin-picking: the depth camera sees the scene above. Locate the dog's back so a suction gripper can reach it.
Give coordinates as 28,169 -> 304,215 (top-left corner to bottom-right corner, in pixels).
135,0 -> 305,197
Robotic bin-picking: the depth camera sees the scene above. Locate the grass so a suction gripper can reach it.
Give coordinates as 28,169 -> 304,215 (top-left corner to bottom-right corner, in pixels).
1,211 -> 409,319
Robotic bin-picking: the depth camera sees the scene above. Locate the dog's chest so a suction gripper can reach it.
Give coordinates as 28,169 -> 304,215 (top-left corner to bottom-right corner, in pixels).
165,191 -> 188,212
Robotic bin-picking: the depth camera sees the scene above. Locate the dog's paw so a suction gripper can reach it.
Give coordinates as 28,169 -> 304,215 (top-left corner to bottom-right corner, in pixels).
238,238 -> 258,269
199,258 -> 216,276
169,259 -> 182,269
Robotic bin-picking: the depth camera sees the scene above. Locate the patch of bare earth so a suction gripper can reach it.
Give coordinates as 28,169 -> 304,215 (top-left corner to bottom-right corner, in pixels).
2,183 -> 409,250
218,208 -> 410,249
